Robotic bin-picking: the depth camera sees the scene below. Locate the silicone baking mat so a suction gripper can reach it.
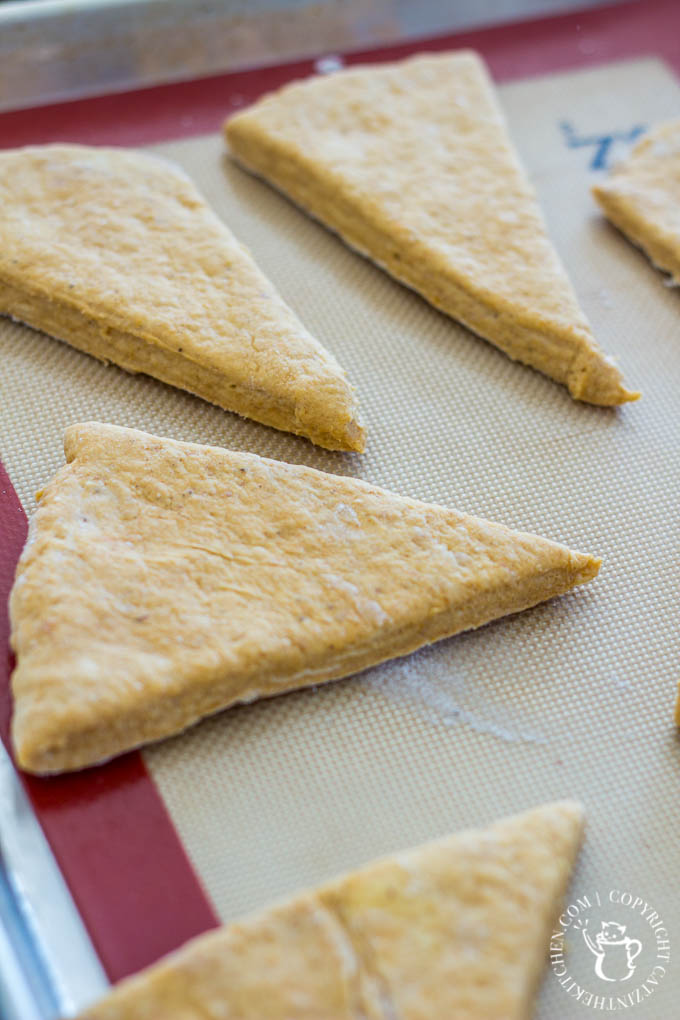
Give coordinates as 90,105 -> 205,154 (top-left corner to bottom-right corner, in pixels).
1,5 -> 679,1018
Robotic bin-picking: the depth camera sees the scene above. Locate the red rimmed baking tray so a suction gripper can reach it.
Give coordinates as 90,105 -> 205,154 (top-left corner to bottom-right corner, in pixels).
1,0 -> 678,993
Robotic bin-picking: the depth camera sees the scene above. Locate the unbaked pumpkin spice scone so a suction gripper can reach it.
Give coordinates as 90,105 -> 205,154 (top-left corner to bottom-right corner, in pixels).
10,423 -> 600,774
71,800 -> 585,1020
0,144 -> 364,452
593,119 -> 680,284
225,51 -> 638,405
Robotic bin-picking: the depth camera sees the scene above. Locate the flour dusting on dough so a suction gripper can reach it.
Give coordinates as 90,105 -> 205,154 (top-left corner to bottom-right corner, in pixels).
322,573 -> 388,625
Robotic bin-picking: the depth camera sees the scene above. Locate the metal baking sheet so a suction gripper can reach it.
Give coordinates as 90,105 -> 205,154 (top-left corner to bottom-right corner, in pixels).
0,52 -> 678,1020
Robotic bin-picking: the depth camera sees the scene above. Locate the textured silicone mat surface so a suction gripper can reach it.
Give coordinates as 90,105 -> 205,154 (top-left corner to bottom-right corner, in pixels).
1,58 -> 678,1017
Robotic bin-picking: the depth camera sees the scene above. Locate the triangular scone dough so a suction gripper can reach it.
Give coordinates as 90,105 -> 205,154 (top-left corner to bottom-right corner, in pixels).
10,423 -> 600,774
225,52 -> 638,405
73,800 -> 585,1019
593,120 -> 680,284
0,144 -> 363,452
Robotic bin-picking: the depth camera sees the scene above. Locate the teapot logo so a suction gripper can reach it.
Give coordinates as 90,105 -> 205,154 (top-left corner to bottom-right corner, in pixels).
582,921 -> 642,982
550,889 -> 670,1010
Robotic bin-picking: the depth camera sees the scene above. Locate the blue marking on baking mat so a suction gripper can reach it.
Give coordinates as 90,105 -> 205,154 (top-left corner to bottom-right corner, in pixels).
559,121 -> 646,170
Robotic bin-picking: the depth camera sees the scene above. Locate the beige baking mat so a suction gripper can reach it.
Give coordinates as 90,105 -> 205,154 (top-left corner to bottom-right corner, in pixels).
1,57 -> 678,1017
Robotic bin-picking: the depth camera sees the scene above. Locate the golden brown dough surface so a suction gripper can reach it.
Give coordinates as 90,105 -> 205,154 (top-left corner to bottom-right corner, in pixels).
225,52 -> 637,405
10,423 -> 599,774
0,144 -> 363,451
593,119 -> 680,284
73,800 -> 585,1020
